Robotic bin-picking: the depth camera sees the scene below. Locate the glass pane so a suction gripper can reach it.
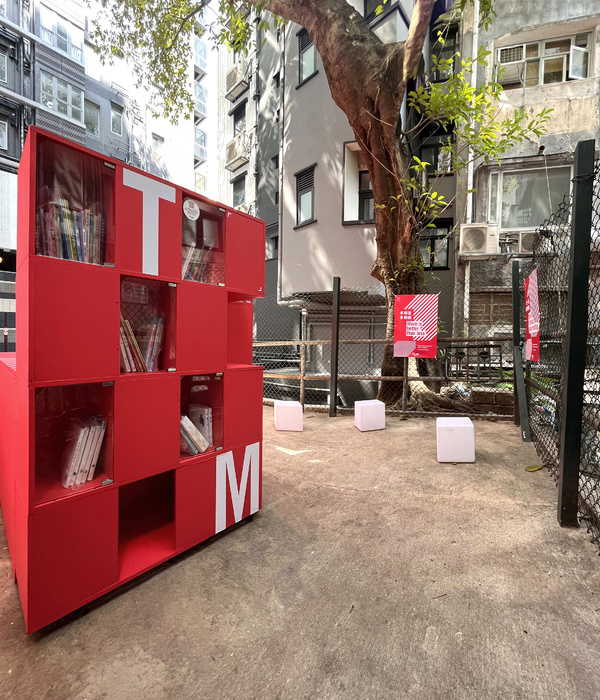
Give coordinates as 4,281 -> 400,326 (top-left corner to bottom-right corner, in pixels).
71,107 -> 82,122
0,121 -> 7,150
111,110 -> 122,135
419,238 -> 431,267
434,237 -> 448,267
543,56 -> 564,84
489,172 -> 498,222
575,34 -> 589,48
500,167 -> 571,228
299,190 -> 313,222
544,39 -> 570,55
525,60 -> 540,85
0,53 -> 6,83
359,172 -> 372,190
71,45 -> 82,62
195,128 -> 206,146
525,43 -> 539,58
438,146 -> 452,174
41,28 -> 53,43
56,80 -> 67,101
57,100 -> 68,115
84,102 -> 99,135
420,146 -> 435,175
569,47 -> 588,79
71,90 -> 82,108
301,45 -> 315,82
362,196 -> 374,221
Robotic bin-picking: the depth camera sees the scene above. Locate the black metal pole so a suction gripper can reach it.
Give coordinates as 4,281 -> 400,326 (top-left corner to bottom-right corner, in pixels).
558,138 -> 595,528
512,260 -> 521,427
329,276 -> 341,417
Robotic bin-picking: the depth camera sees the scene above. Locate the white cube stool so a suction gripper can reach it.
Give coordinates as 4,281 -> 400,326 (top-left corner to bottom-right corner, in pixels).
354,399 -> 386,432
436,417 -> 475,463
274,400 -> 303,431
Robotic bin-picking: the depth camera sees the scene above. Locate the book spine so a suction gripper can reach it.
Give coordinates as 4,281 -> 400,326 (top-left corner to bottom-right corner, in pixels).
146,322 -> 158,370
119,327 -> 132,372
180,427 -> 199,455
148,317 -> 163,371
180,415 -> 209,453
100,213 -> 107,264
125,319 -> 147,371
120,322 -> 138,372
62,426 -> 89,488
87,420 -> 107,482
75,424 -> 97,485
182,244 -> 196,279
72,210 -> 82,261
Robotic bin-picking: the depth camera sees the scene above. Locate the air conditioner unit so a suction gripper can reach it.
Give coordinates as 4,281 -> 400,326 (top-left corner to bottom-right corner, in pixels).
225,60 -> 250,102
459,223 -> 500,256
519,230 -> 536,254
225,133 -> 251,171
497,63 -> 523,86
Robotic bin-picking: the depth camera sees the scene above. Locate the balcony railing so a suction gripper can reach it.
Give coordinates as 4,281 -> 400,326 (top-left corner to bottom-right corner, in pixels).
194,143 -> 207,161
194,99 -> 207,119
194,52 -> 207,73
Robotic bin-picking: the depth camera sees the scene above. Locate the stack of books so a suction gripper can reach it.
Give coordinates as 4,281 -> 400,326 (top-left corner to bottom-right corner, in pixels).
119,313 -> 164,372
61,416 -> 107,489
182,243 -> 216,283
180,414 -> 209,457
189,404 -> 213,446
36,188 -> 106,264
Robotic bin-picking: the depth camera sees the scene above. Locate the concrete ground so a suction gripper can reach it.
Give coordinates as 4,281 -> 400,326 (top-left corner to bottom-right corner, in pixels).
2,409 -> 600,699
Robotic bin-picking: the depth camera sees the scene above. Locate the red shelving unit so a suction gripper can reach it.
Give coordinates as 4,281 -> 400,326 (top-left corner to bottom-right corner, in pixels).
0,127 -> 265,633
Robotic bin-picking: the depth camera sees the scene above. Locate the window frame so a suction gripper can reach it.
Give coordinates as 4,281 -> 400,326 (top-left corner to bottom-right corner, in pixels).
431,27 -> 458,83
297,29 -> 317,87
496,33 -> 591,88
295,164 -> 316,228
110,104 -> 123,137
0,119 -> 7,150
232,174 -> 246,208
488,164 -> 573,231
40,70 -> 84,123
419,225 -> 452,271
84,100 -> 100,136
419,134 -> 453,177
151,133 -> 164,163
358,170 -> 375,223
38,5 -> 83,62
232,103 -> 246,137
0,51 -> 6,84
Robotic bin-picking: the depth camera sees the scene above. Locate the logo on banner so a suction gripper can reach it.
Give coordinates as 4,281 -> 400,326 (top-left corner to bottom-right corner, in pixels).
525,269 -> 540,362
393,294 -> 439,358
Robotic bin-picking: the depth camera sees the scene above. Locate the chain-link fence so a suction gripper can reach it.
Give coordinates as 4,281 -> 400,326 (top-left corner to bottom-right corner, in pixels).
522,154 -> 600,545
254,263 -> 515,418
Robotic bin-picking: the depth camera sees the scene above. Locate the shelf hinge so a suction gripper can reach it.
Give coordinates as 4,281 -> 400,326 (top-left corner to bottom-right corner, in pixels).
218,207 -> 226,213
101,478 -> 114,486
103,262 -> 115,267
215,446 -> 223,451
168,282 -> 177,288
103,162 -> 116,170
102,381 -> 114,387
215,372 -> 223,378
167,367 -> 176,372
218,283 -> 225,287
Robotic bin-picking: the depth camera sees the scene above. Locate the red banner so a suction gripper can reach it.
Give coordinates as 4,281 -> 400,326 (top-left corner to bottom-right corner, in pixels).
393,294 -> 438,358
525,269 -> 540,362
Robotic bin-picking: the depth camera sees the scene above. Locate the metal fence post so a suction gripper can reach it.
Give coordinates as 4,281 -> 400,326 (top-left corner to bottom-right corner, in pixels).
329,277 -> 341,417
558,138 -> 595,527
512,260 -> 521,427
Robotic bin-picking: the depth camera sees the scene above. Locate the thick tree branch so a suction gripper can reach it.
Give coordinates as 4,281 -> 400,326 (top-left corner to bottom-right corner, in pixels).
403,0 -> 435,76
164,1 -> 209,50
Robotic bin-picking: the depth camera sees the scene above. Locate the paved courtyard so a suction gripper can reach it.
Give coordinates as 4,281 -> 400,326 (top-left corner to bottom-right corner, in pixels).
1,408 -> 600,699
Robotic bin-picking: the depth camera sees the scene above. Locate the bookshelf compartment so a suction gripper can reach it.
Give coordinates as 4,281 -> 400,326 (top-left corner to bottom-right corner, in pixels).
181,196 -> 225,286
120,276 -> 176,373
225,210 -> 265,297
177,283 -> 226,372
180,373 -> 223,460
34,382 -> 114,506
118,471 -> 175,580
227,298 -> 253,365
224,366 -> 263,449
28,489 -> 119,632
175,456 -> 216,551
31,257 -> 119,382
113,373 -> 179,484
36,136 -> 115,265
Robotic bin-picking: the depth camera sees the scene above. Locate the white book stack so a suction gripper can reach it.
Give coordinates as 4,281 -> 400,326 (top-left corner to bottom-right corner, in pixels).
189,404 -> 213,446
60,416 -> 108,488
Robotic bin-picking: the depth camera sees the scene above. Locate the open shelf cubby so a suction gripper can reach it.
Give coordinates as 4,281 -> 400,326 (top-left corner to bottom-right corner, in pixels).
35,136 -> 115,265
120,276 -> 177,373
34,382 -> 113,506
118,470 -> 175,580
180,373 -> 224,460
181,196 -> 225,285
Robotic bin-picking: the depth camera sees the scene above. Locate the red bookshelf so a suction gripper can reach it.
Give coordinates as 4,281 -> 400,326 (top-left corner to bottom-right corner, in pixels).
0,127 -> 265,633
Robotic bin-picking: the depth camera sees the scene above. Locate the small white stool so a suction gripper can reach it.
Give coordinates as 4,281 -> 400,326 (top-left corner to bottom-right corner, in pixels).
436,417 -> 475,462
274,400 -> 303,431
354,399 -> 386,432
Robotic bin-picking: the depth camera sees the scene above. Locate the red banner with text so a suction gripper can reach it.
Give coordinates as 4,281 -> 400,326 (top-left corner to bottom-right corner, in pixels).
393,294 -> 438,358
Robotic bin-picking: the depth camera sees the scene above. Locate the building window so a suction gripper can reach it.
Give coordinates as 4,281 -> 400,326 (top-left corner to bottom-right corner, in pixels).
419,134 -> 452,177
298,29 -> 317,85
84,101 -> 99,136
358,171 -> 374,222
233,103 -> 246,136
151,134 -> 164,163
0,120 -> 7,150
40,70 -> 83,122
194,82 -> 207,112
266,235 -> 278,260
273,71 -> 280,89
497,34 -> 590,88
275,191 -> 279,206
39,6 -> 83,61
419,227 -> 450,269
111,104 -> 123,136
195,128 -> 206,147
0,0 -> 6,18
0,51 -> 6,83
195,171 -> 206,192
489,166 -> 572,230
296,165 -> 315,225
364,0 -> 382,17
232,175 -> 245,208
431,28 -> 457,82
272,154 -> 279,170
